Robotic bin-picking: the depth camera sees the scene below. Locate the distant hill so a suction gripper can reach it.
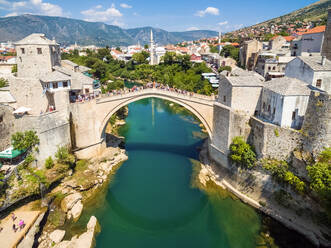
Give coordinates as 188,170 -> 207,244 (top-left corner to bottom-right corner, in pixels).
254,0 -> 331,27
0,15 -> 217,47
228,0 -> 331,35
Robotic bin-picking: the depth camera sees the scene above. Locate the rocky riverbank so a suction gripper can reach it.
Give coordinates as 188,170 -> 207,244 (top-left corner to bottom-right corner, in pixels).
198,140 -> 330,247
35,146 -> 128,248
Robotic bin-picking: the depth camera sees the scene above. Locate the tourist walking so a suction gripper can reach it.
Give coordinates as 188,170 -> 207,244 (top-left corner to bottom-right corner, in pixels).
11,213 -> 16,221
19,219 -> 25,230
12,223 -> 17,232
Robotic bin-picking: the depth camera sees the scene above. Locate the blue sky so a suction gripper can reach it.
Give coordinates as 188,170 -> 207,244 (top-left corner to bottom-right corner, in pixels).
0,0 -> 319,31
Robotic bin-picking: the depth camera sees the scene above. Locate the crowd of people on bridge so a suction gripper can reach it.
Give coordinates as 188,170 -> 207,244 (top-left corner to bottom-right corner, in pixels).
72,81 -> 212,104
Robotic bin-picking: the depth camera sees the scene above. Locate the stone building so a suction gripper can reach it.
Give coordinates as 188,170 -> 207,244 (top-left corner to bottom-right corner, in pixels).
15,33 -> 61,78
218,75 -> 263,116
259,77 -> 311,130
285,56 -> 331,94
0,33 -> 96,164
290,26 -> 326,56
239,39 -> 262,70
322,9 -> 331,60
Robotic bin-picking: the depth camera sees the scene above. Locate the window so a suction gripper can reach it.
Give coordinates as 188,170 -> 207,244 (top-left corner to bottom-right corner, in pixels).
53,82 -> 58,89
268,66 -> 271,71
316,79 -> 322,88
37,48 -> 42,54
292,111 -> 296,120
263,102 -> 266,110
0,115 -> 3,123
268,105 -> 271,112
223,95 -> 226,102
21,48 -> 25,54
273,108 -> 275,115
272,66 -> 276,70
85,88 -> 89,94
63,81 -> 68,88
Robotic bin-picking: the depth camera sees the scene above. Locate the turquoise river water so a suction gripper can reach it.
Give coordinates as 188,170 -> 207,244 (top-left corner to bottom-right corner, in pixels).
71,98 -> 314,248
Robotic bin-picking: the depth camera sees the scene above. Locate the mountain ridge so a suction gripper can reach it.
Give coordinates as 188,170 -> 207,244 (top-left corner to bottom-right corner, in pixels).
0,14 -> 217,46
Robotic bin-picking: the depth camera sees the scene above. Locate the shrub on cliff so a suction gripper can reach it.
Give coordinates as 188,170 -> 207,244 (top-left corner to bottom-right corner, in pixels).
229,137 -> 256,169
55,146 -> 75,166
45,156 -> 54,169
0,78 -> 8,88
11,130 -> 39,151
307,147 -> 331,199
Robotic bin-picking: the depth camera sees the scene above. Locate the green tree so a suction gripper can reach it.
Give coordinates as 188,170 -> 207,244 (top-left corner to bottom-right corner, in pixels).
45,156 -> 54,169
307,148 -> 331,195
0,78 -> 8,88
229,137 -> 256,169
221,45 -> 240,63
209,45 -> 219,54
11,65 -> 17,73
11,131 -> 39,151
218,66 -> 232,73
144,44 -> 149,49
55,146 -> 75,166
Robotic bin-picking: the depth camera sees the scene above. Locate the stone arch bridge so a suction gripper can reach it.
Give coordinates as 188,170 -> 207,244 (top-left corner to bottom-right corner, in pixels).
70,88 -> 226,159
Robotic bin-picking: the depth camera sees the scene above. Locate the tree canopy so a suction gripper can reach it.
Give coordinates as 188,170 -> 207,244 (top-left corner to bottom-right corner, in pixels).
11,130 -> 39,151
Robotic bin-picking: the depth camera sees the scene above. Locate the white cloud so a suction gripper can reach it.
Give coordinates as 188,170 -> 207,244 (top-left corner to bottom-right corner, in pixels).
218,21 -> 228,26
186,26 -> 199,31
196,7 -> 219,17
120,3 -> 132,9
81,4 -> 123,25
0,0 -> 64,16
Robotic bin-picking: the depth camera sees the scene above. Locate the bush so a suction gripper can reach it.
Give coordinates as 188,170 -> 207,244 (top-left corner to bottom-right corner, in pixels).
55,146 -> 75,165
0,78 -> 8,88
229,137 -> 256,169
11,130 -> 40,151
218,66 -> 232,73
23,154 -> 35,167
307,147 -> 331,195
45,156 -> 54,169
262,159 -> 305,193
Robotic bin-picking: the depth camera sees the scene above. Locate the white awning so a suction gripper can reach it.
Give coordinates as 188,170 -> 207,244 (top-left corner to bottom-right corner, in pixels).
13,106 -> 32,114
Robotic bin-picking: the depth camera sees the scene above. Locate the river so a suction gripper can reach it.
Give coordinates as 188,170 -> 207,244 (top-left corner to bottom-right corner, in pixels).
71,98 -> 314,248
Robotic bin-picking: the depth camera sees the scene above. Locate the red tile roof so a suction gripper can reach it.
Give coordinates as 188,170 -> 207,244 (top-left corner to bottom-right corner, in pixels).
303,25 -> 326,35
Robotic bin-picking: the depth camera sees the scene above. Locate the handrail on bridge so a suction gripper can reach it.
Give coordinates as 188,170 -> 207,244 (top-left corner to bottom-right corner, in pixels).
95,87 -> 216,103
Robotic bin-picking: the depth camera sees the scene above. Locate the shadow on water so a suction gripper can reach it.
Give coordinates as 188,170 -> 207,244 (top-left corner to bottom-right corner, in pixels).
106,190 -> 209,232
125,140 -> 205,160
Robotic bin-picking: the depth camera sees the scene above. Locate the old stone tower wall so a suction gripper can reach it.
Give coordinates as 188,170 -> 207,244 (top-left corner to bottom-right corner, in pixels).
322,9 -> 331,60
0,104 -> 71,166
302,91 -> 331,157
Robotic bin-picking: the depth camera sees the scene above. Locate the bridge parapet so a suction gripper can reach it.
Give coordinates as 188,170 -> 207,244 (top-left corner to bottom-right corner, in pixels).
96,88 -> 216,105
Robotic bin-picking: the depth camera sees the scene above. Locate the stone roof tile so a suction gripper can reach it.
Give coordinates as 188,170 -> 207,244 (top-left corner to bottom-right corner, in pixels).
264,77 -> 311,96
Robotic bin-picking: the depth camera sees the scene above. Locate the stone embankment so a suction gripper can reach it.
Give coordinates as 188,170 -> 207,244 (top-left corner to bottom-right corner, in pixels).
199,141 -> 330,247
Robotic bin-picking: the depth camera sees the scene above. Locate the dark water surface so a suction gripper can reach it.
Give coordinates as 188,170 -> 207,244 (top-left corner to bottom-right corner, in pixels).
71,98 -> 313,248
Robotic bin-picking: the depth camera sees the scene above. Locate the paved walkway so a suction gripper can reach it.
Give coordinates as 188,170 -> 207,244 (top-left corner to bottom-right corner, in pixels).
0,210 -> 41,248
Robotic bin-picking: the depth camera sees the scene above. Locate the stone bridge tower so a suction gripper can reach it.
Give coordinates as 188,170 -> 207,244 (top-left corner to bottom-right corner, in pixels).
15,33 -> 61,78
322,9 -> 331,60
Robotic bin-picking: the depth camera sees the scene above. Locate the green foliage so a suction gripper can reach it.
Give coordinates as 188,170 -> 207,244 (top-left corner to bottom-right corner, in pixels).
11,130 -> 39,151
45,156 -> 54,169
11,64 -> 17,73
229,137 -> 257,169
263,33 -> 276,41
62,50 -> 215,96
307,147 -> 331,195
218,66 -> 232,73
0,78 -> 8,88
209,45 -> 219,54
262,159 -> 305,193
132,51 -> 149,64
274,189 -> 293,207
55,146 -> 75,166
220,45 -> 240,63
274,129 -> 279,137
23,154 -> 35,167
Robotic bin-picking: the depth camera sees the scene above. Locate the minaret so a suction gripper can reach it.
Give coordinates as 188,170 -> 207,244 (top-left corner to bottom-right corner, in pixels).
150,29 -> 156,65
218,32 -> 222,53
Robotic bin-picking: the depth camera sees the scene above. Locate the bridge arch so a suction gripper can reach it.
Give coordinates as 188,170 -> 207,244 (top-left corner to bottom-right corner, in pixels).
98,92 -> 214,140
